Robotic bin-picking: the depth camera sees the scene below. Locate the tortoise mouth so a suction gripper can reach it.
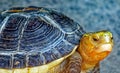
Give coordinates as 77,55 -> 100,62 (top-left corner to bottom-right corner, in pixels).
88,43 -> 112,62
95,43 -> 113,53
93,43 -> 113,61
80,42 -> 113,63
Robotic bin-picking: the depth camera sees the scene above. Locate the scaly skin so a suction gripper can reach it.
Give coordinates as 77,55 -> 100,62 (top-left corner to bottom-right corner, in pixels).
0,31 -> 113,73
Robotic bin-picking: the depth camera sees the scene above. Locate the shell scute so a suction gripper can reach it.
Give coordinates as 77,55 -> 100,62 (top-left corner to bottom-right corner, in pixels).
13,53 -> 26,68
55,40 -> 74,58
20,16 -> 64,51
0,54 -> 12,69
0,14 -> 27,51
51,49 -> 61,60
42,50 -> 55,64
5,15 -> 26,30
28,53 -> 41,67
25,17 -> 42,31
49,11 -> 78,33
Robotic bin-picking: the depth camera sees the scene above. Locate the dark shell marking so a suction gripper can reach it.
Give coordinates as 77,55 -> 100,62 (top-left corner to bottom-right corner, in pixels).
0,6 -> 85,69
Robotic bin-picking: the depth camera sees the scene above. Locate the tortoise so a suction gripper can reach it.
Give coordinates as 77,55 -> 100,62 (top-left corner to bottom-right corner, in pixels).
0,6 -> 113,73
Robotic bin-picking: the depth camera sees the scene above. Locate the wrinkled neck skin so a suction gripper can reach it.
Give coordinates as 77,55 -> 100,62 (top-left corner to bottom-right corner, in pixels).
78,47 -> 98,73
80,63 -> 99,73
80,61 -> 99,73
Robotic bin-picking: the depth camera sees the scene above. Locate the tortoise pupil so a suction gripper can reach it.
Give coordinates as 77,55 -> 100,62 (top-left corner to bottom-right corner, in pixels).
93,38 -> 98,41
111,37 -> 113,40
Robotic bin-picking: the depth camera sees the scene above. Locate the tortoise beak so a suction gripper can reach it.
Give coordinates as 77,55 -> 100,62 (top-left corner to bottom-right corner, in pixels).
95,43 -> 113,53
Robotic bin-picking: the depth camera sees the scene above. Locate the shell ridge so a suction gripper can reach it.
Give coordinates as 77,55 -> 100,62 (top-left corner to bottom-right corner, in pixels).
41,15 -> 66,34
16,14 -> 30,51
0,15 -> 10,34
49,11 -> 79,34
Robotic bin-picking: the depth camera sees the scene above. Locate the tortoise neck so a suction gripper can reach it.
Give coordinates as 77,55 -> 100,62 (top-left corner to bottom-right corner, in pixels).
81,60 -> 99,72
81,61 -> 96,70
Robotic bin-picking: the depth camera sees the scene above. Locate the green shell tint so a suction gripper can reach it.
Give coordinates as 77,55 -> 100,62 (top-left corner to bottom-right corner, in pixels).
0,6 -> 85,69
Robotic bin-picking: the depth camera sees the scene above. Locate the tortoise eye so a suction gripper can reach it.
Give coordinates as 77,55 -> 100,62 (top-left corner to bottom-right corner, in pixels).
93,37 -> 99,41
111,37 -> 113,40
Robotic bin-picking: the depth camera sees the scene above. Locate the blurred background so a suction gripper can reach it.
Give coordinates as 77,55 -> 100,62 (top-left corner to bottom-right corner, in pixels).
0,0 -> 120,73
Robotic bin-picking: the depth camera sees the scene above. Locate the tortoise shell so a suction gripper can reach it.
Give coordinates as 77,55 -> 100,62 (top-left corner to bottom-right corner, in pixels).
0,6 -> 85,69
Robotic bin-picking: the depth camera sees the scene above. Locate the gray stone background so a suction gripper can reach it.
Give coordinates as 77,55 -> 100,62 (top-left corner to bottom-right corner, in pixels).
0,0 -> 120,73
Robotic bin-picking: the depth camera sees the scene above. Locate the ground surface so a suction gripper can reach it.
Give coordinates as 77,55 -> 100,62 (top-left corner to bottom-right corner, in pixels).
0,0 -> 120,73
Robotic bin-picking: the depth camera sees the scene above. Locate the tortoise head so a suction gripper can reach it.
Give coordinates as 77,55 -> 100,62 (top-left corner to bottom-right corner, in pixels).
78,30 -> 113,70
